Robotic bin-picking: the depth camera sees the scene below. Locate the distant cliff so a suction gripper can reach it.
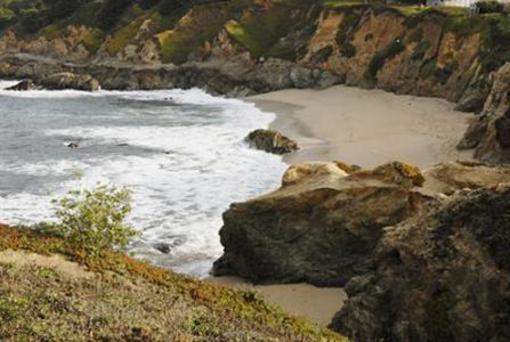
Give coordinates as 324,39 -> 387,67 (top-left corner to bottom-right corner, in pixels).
1,0 -> 510,162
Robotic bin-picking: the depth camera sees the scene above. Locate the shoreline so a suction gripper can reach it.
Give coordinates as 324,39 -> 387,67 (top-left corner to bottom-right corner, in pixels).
249,85 -> 474,169
210,84 -> 477,327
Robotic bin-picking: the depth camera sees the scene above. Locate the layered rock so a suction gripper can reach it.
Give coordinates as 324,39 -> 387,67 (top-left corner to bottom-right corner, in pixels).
459,63 -> 510,163
212,161 -> 433,286
246,129 -> 299,155
331,185 -> 510,341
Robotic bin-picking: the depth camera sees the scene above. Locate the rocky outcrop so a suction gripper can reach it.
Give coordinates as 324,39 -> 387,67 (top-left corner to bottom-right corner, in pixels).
246,129 -> 299,155
213,160 -> 510,339
212,161 -> 433,286
459,63 -> 510,163
5,79 -> 34,91
41,72 -> 100,92
331,185 -> 510,341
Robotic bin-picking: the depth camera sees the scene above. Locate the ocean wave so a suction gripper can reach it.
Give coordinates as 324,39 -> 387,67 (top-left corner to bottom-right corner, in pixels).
0,84 -> 284,276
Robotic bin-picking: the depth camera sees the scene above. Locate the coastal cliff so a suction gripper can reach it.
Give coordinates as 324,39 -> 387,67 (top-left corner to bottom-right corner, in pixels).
1,0 -> 510,161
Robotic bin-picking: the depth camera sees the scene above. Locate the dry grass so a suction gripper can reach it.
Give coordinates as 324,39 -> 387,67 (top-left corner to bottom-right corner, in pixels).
0,224 -> 345,341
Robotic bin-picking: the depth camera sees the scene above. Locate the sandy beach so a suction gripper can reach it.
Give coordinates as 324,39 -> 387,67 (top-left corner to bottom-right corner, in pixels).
208,276 -> 347,326
250,85 -> 474,169
211,85 -> 475,327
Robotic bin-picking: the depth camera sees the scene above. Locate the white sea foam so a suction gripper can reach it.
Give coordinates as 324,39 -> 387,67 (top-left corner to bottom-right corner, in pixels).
0,86 -> 285,276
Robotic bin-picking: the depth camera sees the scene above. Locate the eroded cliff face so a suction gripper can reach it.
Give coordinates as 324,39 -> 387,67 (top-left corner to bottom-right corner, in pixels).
0,4 -> 496,102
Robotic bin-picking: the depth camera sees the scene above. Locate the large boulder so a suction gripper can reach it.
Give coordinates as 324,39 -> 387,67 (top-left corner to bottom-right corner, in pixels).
5,79 -> 34,91
331,185 -> 510,341
246,129 -> 299,155
42,72 -> 100,92
212,161 -> 433,286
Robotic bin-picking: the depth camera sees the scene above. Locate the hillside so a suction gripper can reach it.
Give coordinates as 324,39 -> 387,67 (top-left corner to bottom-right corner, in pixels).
0,224 -> 343,340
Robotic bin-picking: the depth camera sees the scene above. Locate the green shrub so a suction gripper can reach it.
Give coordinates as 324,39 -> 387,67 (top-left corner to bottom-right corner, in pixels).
139,0 -> 161,10
476,1 -> 504,14
366,39 -> 405,80
96,0 -> 133,30
44,184 -> 138,254
419,58 -> 437,79
340,42 -> 356,58
158,0 -> 183,15
43,0 -> 87,20
411,40 -> 430,60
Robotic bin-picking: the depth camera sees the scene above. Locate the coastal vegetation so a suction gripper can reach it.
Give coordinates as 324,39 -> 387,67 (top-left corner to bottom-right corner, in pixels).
0,186 -> 344,340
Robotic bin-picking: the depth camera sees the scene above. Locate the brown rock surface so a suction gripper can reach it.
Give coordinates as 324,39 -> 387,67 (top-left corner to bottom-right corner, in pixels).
212,161 -> 433,286
331,184 -> 510,341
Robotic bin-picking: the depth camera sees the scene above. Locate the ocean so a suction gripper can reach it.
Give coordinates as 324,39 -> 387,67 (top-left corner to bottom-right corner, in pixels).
0,80 -> 287,276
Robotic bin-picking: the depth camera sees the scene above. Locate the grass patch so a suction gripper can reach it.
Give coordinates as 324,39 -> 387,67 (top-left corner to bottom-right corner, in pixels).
82,28 -> 105,54
104,19 -> 143,56
0,224 -> 346,340
158,4 -> 232,64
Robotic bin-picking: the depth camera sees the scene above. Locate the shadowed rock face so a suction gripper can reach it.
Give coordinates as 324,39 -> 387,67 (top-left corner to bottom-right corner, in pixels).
212,161 -> 433,286
459,63 -> 510,163
331,185 -> 510,342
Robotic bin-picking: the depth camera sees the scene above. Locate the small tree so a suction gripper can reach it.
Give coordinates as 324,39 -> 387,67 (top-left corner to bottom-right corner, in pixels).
47,184 -> 138,254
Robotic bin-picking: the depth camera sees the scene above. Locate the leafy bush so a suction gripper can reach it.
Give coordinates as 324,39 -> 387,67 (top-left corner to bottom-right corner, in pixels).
476,1 -> 504,14
44,184 -> 138,254
367,39 -> 405,80
139,0 -> 161,10
96,0 -> 133,30
340,42 -> 356,58
158,0 -> 183,15
43,0 -> 87,20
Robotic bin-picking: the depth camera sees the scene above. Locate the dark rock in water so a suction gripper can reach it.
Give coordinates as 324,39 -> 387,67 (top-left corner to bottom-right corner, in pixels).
67,143 -> 79,149
6,79 -> 34,91
331,185 -> 510,342
246,129 -> 298,155
42,72 -> 100,92
212,161 -> 431,286
117,143 -> 129,147
153,243 -> 171,254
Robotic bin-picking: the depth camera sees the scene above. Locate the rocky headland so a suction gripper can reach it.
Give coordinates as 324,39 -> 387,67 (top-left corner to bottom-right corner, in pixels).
213,159 -> 510,340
